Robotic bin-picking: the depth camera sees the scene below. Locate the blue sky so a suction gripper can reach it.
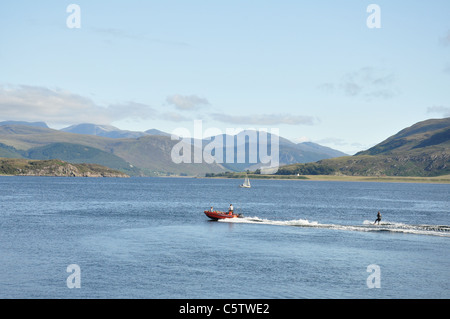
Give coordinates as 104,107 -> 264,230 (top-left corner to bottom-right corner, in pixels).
1,1 -> 449,154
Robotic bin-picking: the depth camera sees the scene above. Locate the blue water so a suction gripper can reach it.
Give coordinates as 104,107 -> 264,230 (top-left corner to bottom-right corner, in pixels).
0,176 -> 448,298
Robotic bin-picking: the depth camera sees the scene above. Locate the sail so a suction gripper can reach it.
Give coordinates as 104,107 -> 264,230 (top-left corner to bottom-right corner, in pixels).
241,176 -> 250,187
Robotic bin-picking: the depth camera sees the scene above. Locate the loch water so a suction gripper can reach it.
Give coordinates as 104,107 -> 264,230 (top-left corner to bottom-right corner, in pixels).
0,176 -> 448,298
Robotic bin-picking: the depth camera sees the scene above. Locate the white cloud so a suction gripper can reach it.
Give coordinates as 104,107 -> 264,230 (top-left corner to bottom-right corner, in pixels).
0,84 -> 156,126
427,105 -> 450,117
316,137 -> 348,146
316,83 -> 335,93
315,137 -> 370,155
444,64 -> 450,74
340,82 -> 362,97
166,94 -> 210,110
440,30 -> 450,46
90,27 -> 190,47
160,112 -> 191,122
340,67 -> 398,99
0,85 -> 321,129
319,67 -> 399,100
108,101 -> 157,120
210,113 -> 317,126
292,136 -> 311,143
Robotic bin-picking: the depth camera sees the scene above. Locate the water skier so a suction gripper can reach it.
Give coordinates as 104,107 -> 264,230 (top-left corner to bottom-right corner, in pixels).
374,211 -> 382,225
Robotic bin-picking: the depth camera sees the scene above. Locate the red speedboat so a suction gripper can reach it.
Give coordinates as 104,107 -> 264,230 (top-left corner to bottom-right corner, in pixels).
204,210 -> 242,220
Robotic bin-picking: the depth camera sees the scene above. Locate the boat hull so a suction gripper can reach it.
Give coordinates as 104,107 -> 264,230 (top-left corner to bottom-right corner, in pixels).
204,210 -> 240,220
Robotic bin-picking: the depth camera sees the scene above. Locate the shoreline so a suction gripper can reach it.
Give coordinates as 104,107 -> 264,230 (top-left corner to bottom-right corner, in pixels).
301,174 -> 450,184
1,173 -> 449,184
201,174 -> 450,184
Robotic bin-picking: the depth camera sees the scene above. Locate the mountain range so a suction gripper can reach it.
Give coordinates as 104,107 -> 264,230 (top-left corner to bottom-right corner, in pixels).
60,123 -> 170,139
0,121 -> 347,176
276,118 -> 450,177
1,119 -> 448,177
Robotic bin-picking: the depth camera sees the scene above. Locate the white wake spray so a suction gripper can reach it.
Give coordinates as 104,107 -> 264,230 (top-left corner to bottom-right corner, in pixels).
219,216 -> 450,237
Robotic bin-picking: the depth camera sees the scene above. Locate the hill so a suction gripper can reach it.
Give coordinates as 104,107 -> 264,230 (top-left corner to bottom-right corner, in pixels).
356,117 -> 450,156
297,142 -> 347,158
145,129 -> 171,137
0,122 -> 347,176
105,135 -> 227,176
61,123 -> 149,139
25,142 -> 141,176
61,123 -> 172,138
276,118 -> 450,177
0,121 -> 49,128
0,125 -> 226,176
58,125 -> 347,170
199,130 -> 347,172
0,142 -> 25,158
0,158 -> 129,177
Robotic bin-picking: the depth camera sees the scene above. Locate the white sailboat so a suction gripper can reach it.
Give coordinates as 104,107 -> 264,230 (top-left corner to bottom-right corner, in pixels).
239,175 -> 251,188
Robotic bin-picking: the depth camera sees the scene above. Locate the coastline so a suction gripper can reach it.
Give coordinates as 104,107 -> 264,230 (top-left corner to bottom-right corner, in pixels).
301,174 -> 450,184
0,158 -> 129,178
201,174 -> 450,184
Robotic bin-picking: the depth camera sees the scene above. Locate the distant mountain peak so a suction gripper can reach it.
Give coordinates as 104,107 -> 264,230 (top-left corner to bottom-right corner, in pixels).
0,120 -> 49,128
61,123 -> 148,139
357,117 -> 450,156
61,123 -> 117,133
0,120 -> 352,176
144,129 -> 171,137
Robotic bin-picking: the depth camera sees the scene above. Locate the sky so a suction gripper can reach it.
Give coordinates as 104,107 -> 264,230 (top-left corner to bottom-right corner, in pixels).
0,0 -> 449,154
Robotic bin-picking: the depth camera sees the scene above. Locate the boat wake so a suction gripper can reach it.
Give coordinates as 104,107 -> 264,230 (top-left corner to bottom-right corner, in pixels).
219,216 -> 450,237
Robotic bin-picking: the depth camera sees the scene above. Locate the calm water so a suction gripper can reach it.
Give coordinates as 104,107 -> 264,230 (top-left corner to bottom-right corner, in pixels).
0,176 -> 448,299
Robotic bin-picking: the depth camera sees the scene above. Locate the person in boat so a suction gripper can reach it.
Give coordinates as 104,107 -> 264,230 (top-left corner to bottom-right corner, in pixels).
228,204 -> 234,215
374,211 -> 382,225
210,206 -> 214,212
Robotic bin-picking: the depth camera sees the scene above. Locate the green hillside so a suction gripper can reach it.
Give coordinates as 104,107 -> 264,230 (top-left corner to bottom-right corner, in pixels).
0,143 -> 25,158
0,125 -> 115,150
356,117 -> 450,156
25,142 -> 141,176
2,119 -> 447,177
278,153 -> 449,177
109,135 -> 226,176
0,125 -> 226,176
277,118 -> 450,177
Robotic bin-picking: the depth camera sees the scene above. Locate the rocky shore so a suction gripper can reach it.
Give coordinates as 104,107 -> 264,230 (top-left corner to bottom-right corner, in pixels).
0,158 -> 129,177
